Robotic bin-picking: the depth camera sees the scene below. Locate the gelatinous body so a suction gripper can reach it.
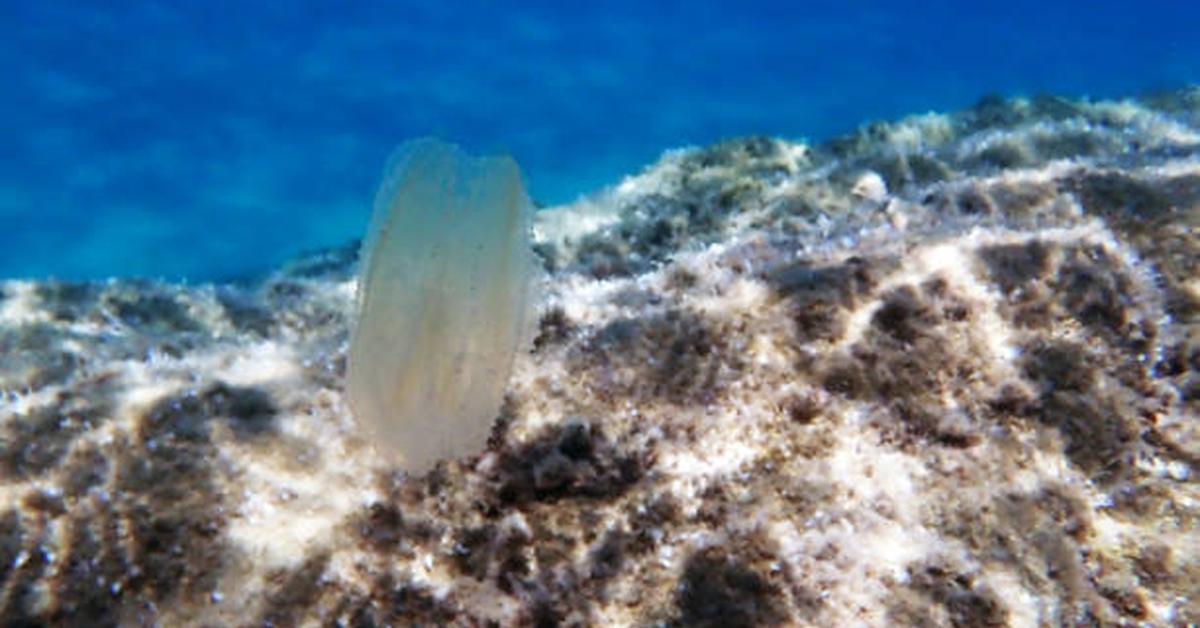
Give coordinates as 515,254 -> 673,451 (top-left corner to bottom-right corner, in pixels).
347,138 -> 537,472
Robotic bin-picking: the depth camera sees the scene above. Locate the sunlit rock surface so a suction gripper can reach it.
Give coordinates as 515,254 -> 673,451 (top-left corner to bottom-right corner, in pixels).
2,90 -> 1198,626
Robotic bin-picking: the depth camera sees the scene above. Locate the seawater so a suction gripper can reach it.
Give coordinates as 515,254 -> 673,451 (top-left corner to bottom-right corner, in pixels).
1,0 -> 1197,280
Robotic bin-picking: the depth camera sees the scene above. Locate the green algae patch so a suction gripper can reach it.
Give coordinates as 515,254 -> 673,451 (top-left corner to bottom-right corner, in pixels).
347,139 -> 537,473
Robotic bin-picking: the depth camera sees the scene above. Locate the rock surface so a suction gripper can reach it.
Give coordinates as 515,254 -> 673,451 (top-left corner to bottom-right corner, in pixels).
2,90 -> 1198,626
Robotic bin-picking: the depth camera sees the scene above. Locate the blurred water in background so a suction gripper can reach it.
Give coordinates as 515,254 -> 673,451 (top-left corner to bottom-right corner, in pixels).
1,0 -> 1197,280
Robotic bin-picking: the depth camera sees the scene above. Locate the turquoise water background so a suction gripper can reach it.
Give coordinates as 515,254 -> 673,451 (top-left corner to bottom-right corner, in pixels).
2,1 -> 1197,280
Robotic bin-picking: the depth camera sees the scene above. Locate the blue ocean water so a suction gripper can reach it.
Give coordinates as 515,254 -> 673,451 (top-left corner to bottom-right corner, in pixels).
1,1 -> 1196,280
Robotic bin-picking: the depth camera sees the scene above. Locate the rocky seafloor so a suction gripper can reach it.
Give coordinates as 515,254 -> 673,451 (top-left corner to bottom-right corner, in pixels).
2,90 -> 1199,627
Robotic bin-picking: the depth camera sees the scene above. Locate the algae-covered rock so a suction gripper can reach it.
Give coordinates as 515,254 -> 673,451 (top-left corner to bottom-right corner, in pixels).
1,89 -> 1198,625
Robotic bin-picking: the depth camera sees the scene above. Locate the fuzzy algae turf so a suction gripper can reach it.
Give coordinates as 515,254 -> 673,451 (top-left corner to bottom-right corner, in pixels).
0,89 -> 1198,625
